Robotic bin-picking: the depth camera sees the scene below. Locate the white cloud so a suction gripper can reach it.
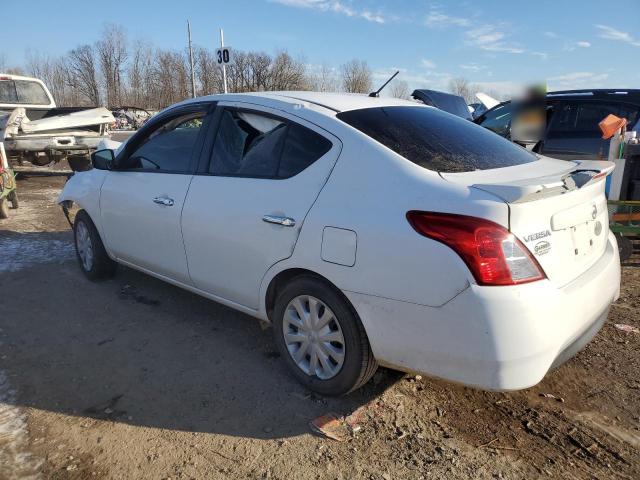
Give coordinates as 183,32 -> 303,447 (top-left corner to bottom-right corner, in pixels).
595,25 -> 640,47
473,81 -> 524,99
425,10 -> 471,28
465,25 -> 524,53
564,40 -> 592,52
271,0 -> 387,23
531,51 -> 548,60
373,67 -> 453,92
547,71 -> 610,89
543,31 -> 558,38
421,59 -> 436,69
459,63 -> 486,72
361,11 -> 385,24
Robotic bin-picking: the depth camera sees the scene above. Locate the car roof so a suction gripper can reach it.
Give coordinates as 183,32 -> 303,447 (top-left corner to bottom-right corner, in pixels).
546,89 -> 640,100
0,73 -> 46,83
178,91 -> 419,116
476,89 -> 640,121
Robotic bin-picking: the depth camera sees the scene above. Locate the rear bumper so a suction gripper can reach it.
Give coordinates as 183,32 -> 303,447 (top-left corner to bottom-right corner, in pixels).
345,231 -> 621,390
5,135 -> 107,152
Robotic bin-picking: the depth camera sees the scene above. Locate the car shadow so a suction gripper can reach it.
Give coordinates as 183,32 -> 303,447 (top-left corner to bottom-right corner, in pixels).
0,230 -> 402,440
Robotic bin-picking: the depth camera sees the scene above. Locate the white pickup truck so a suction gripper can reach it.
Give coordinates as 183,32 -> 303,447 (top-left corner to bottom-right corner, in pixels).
0,74 -> 114,170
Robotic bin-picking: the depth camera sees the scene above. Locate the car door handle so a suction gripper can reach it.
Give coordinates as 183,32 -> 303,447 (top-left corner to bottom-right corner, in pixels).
262,215 -> 296,227
153,196 -> 174,207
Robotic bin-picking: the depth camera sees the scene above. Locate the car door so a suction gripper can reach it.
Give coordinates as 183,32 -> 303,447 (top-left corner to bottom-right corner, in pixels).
181,102 -> 341,309
100,104 -> 210,284
476,102 -> 512,137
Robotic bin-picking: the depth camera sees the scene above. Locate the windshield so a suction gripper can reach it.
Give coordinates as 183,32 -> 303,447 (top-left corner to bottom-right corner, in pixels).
337,106 -> 536,173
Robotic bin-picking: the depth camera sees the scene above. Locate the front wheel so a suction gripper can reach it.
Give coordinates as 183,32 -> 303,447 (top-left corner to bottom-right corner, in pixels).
0,198 -> 9,219
273,275 -> 377,396
73,210 -> 117,280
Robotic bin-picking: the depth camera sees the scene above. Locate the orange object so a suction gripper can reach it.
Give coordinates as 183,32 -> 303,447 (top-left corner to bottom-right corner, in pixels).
308,413 -> 349,441
599,114 -> 627,140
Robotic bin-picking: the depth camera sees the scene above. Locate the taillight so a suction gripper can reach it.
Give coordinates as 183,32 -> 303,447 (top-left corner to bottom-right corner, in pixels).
406,211 -> 545,286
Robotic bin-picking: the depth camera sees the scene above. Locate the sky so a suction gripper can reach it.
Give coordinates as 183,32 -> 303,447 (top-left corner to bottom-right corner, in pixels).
1,0 -> 639,96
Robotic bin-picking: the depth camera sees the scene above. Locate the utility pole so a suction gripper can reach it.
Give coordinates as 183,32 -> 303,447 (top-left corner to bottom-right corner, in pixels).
220,28 -> 228,94
187,20 -> 196,98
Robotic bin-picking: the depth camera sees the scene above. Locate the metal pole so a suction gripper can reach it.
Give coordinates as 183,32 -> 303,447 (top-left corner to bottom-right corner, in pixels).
220,28 -> 228,94
187,20 -> 196,98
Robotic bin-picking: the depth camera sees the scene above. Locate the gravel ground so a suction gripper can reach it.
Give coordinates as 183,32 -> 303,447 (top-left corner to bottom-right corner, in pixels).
0,173 -> 638,480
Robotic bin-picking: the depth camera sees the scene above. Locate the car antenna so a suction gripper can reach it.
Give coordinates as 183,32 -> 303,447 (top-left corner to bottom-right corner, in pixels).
369,70 -> 400,97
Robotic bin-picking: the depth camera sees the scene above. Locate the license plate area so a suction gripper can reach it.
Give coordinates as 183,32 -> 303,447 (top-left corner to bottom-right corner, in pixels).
570,222 -> 595,258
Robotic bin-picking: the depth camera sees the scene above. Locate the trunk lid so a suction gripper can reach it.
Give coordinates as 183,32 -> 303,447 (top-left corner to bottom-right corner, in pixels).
441,157 -> 614,287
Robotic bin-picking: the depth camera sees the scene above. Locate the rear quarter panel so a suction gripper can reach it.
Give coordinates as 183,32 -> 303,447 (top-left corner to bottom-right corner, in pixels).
261,127 -> 510,313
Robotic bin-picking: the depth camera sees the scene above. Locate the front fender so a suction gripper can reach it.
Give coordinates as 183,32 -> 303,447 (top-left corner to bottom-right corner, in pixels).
58,169 -> 108,238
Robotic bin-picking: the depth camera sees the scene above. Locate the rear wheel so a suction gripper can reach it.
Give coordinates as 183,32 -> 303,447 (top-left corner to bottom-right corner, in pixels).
0,198 -> 9,219
615,233 -> 633,262
73,210 -> 117,280
273,275 -> 377,396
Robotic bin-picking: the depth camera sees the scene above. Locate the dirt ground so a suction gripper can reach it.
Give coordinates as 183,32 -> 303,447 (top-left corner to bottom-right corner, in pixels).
0,172 -> 638,480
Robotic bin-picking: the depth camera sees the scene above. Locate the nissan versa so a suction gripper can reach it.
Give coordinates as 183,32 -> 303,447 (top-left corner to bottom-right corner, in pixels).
58,92 -> 621,395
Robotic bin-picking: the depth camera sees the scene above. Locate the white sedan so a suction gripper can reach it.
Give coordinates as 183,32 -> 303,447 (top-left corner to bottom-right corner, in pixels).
59,92 -> 621,395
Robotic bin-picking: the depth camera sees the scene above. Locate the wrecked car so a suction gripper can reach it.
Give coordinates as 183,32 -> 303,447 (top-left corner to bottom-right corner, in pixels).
60,91 -> 620,396
0,73 -> 114,171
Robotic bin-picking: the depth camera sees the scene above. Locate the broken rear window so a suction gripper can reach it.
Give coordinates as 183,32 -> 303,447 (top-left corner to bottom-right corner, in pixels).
337,106 -> 536,172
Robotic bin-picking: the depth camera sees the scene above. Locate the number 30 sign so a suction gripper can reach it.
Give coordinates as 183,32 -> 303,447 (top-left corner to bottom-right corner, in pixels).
216,47 -> 234,66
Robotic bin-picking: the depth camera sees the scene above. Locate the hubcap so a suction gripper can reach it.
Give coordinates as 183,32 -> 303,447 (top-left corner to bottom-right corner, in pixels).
283,295 -> 345,380
75,221 -> 94,271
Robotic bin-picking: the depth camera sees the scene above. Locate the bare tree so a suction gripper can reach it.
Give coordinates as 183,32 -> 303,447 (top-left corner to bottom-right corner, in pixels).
96,24 -> 128,106
341,59 -> 372,93
126,40 -> 154,106
390,79 -> 410,100
150,49 -> 190,109
269,51 -> 308,91
0,54 -> 6,72
309,64 -> 339,92
194,46 -> 222,96
67,45 -> 101,105
448,77 -> 478,103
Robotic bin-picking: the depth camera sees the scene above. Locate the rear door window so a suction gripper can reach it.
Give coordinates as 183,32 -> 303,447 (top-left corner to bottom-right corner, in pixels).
210,108 -> 332,178
337,106 -> 535,173
278,123 -> 332,178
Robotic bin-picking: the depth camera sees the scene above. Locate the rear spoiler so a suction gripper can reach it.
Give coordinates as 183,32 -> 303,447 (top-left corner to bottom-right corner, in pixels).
470,160 -> 615,204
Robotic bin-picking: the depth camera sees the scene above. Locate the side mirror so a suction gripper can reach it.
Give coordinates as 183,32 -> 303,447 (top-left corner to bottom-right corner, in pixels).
91,149 -> 115,170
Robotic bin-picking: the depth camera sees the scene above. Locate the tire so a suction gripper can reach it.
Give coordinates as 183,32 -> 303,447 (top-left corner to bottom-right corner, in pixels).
615,233 -> 633,262
273,275 -> 377,396
0,198 -> 9,219
68,155 -> 92,172
73,210 -> 117,280
8,190 -> 18,209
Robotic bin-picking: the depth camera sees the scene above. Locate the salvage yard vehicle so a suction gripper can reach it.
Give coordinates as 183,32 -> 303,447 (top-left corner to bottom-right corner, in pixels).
59,92 -> 621,395
474,89 -> 640,160
0,73 -> 114,170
